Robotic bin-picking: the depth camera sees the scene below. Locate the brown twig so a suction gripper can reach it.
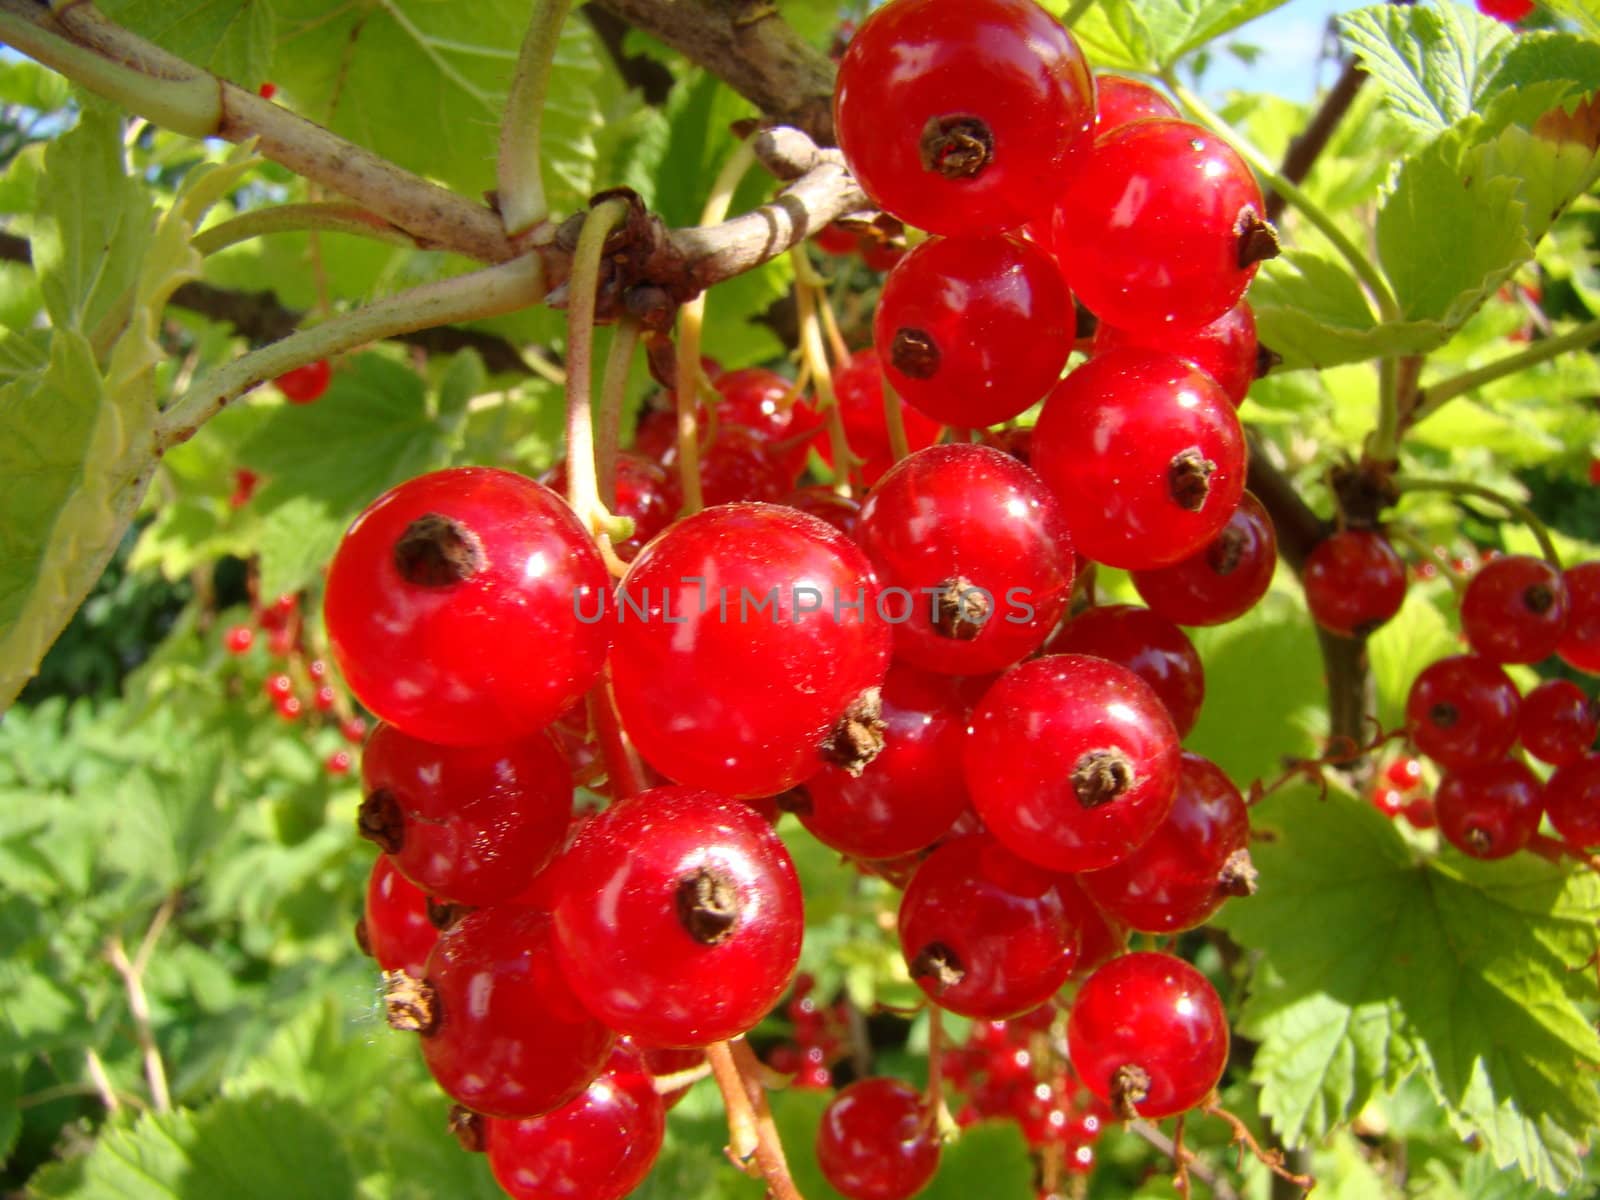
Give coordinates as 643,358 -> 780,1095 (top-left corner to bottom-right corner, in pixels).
1203,1098 -> 1315,1193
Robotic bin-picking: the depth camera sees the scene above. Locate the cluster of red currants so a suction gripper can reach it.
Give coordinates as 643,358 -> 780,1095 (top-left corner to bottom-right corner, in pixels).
314,0 -> 1309,1192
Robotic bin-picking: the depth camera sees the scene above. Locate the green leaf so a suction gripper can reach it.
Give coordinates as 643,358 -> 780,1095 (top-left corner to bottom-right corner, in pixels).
236,353 -> 452,598
1375,134 -> 1532,326
1096,0 -> 1292,71
1250,249 -> 1448,370
33,109 -> 151,336
28,1094 -> 356,1199
1216,786 -> 1600,1190
1338,4 -> 1513,135
97,0 -> 277,88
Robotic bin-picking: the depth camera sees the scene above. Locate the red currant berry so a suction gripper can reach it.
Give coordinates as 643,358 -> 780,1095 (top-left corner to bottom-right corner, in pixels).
815,349 -> 941,486
834,0 -> 1095,236
1406,654 -> 1520,771
485,1045 -> 666,1200
418,906 -> 615,1119
1519,679 -> 1598,766
544,452 -> 681,561
274,359 -> 332,404
1129,491 -> 1277,627
551,787 -> 804,1047
1543,753 -> 1600,849
611,503 -> 890,798
1477,0 -> 1535,21
224,624 -> 254,655
359,722 -> 573,907
965,654 -> 1181,873
1461,554 -> 1569,663
1092,74 -> 1179,135
1302,530 -> 1407,638
1078,753 -> 1251,933
1054,119 -> 1273,334
1434,759 -> 1544,859
858,445 -> 1075,675
361,854 -> 436,978
798,664 -> 972,860
816,1078 -> 941,1200
899,834 -> 1080,1019
1558,561 -> 1600,673
1032,349 -> 1245,570
324,467 -> 609,747
1093,300 -> 1258,407
874,236 -> 1073,428
1044,605 -> 1205,739
1067,952 -> 1228,1119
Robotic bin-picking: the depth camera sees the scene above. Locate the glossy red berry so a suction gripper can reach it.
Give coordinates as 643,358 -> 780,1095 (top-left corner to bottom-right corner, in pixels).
816,349 -> 942,486
1032,349 -> 1245,570
965,654 -> 1181,873
1054,119 -> 1273,334
1406,655 -> 1521,771
1543,754 -> 1600,848
323,467 -> 609,747
359,722 -> 573,907
485,1046 -> 666,1200
1519,679 -> 1598,766
1129,491 -> 1276,626
1044,605 -> 1205,739
419,906 -> 615,1119
1067,952 -> 1228,1119
1078,753 -> 1251,933
1461,554 -> 1569,663
551,787 -> 804,1047
858,445 -> 1075,675
834,0 -> 1095,236
1558,561 -> 1600,673
611,503 -> 890,798
1434,759 -> 1544,859
1092,74 -> 1179,135
874,236 -> 1073,428
899,834 -> 1080,1019
361,854 -> 436,978
799,664 -> 972,860
816,1078 -> 941,1200
275,359 -> 332,404
1302,530 -> 1407,638
224,624 -> 254,655
1093,300 -> 1258,407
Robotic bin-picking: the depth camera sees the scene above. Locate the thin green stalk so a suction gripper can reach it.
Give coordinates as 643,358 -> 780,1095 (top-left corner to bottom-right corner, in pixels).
157,255 -> 545,450
674,139 -> 759,514
596,317 -> 642,509
192,202 -> 419,256
1166,76 -> 1400,324
1392,474 -> 1561,566
0,4 -> 218,137
564,198 -> 632,534
1409,316 -> 1600,427
498,0 -> 577,237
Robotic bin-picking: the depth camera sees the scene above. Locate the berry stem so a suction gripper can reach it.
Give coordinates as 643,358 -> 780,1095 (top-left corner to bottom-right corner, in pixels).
564,197 -> 632,536
1165,76 -> 1400,325
792,247 -> 858,497
1405,316 -> 1600,429
157,254 -> 546,450
596,316 -> 643,510
1391,475 -> 1561,567
191,202 -> 420,256
675,138 -> 758,515
498,0 -> 577,238
707,1040 -> 806,1200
